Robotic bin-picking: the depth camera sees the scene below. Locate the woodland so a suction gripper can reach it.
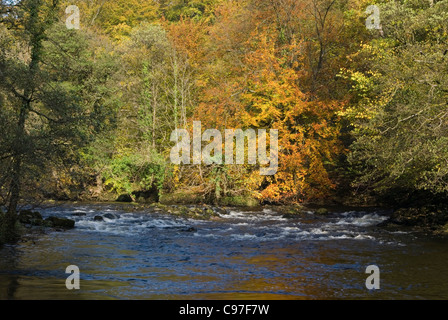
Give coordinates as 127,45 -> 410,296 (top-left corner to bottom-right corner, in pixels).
1,0 -> 448,241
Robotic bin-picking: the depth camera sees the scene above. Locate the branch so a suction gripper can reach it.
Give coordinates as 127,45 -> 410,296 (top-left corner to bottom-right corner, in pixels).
381,109 -> 425,134
29,108 -> 63,123
0,152 -> 14,161
90,0 -> 107,26
0,67 -> 31,102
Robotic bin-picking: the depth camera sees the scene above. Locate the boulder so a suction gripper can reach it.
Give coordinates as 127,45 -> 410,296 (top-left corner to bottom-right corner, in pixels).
94,216 -> 104,222
377,207 -> 448,233
116,194 -> 133,203
278,205 -> 305,219
18,210 -> 43,226
103,213 -> 119,220
315,208 -> 329,215
390,207 -> 448,227
202,207 -> 216,219
213,207 -> 228,216
71,212 -> 87,217
220,196 -> 259,207
45,216 -> 75,229
159,191 -> 204,205
181,227 -> 197,233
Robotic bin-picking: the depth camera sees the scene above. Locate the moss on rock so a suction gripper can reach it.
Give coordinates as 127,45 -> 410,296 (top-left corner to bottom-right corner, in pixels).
18,210 -> 43,226
220,196 -> 259,207
277,205 -> 306,219
315,208 -> 329,215
149,203 -> 220,221
390,207 -> 448,227
159,191 -> 204,205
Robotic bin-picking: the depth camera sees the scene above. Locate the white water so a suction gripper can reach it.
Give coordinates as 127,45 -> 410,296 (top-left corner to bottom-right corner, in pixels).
59,205 -> 392,243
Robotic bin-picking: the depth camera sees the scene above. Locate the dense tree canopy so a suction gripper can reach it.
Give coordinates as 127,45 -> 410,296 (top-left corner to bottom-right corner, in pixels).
1,0 -> 447,241
346,0 -> 448,204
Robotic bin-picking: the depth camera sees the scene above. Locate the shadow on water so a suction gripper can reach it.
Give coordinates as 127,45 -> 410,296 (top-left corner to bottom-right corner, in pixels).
0,245 -> 20,300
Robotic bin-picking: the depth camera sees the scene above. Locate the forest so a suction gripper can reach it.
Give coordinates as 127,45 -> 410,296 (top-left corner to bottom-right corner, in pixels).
1,0 -> 448,243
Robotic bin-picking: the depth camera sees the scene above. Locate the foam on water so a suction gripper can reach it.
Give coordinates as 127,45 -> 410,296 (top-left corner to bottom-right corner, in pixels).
335,213 -> 388,227
44,204 -> 392,243
224,210 -> 286,222
72,212 -> 190,235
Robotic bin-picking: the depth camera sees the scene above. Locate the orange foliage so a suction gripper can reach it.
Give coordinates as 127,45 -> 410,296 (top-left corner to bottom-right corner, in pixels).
240,25 -> 344,202
191,0 -> 347,202
160,0 -> 355,203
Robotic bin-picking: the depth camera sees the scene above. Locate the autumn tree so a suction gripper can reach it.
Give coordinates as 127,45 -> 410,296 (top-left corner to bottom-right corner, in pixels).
158,0 -> 220,22
190,0 -> 367,203
61,0 -> 159,39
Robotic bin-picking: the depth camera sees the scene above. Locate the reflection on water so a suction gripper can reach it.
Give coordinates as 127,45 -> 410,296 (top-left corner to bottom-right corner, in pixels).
1,203 -> 448,300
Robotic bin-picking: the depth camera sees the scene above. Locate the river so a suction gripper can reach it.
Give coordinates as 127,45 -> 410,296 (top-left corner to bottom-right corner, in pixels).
1,203 -> 447,300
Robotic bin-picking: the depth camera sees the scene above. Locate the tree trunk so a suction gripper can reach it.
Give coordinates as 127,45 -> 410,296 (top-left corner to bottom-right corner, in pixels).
3,0 -> 43,240
173,52 -> 179,130
152,83 -> 157,150
4,99 -> 28,241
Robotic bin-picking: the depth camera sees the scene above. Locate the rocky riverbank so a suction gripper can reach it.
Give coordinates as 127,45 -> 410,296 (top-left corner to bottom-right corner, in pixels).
378,206 -> 448,235
4,195 -> 448,246
18,210 -> 75,229
0,209 -> 77,245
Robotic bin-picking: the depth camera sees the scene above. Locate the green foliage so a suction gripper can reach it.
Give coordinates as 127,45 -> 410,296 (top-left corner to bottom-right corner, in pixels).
2,0 -> 447,212
347,0 -> 448,201
159,0 -> 220,22
220,196 -> 259,208
159,190 -> 204,205
0,0 -> 120,210
102,151 -> 168,195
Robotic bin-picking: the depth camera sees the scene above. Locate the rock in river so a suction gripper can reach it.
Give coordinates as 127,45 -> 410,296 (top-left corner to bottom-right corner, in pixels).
103,213 -> 120,220
18,210 -> 43,226
71,212 -> 87,217
44,216 -> 75,229
181,227 -> 198,233
315,208 -> 329,215
213,207 -> 228,216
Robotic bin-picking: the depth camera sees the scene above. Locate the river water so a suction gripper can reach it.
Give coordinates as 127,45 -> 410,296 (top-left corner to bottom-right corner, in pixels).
1,203 -> 447,300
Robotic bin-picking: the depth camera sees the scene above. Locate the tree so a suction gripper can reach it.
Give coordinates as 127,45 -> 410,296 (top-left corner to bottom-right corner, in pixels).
191,0 -> 364,203
346,0 -> 448,205
158,0 -> 220,22
0,0 -> 118,241
63,0 -> 159,39
96,22 -> 198,197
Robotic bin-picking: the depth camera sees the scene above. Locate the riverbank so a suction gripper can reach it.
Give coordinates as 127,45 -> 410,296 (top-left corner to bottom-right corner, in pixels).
48,180 -> 448,233
2,193 -> 448,247
377,206 -> 448,235
36,200 -> 448,236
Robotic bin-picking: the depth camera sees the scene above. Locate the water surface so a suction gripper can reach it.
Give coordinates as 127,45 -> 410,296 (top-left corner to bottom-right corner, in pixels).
1,203 -> 447,300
